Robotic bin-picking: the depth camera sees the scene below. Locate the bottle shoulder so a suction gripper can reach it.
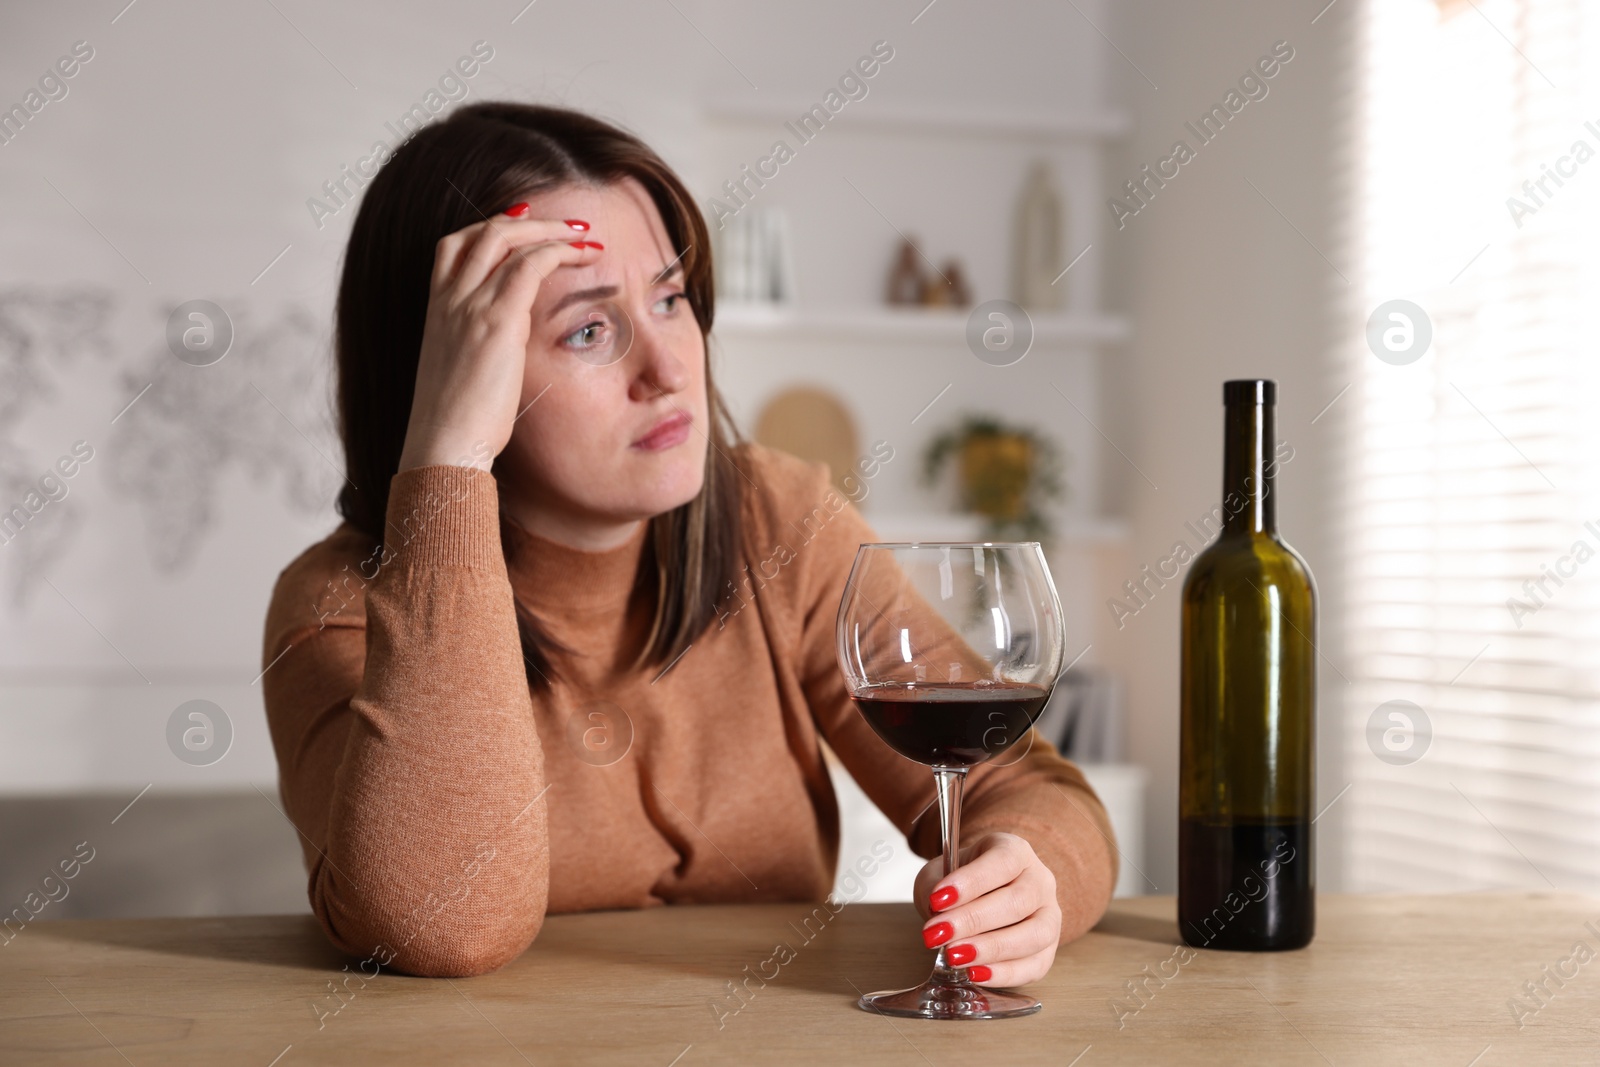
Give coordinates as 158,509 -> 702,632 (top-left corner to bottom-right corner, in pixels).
1184,531 -> 1316,601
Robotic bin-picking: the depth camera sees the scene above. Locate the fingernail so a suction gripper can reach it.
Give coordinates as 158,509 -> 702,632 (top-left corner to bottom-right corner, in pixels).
583,241 -> 604,249
930,886 -> 959,912
566,219 -> 590,230
968,965 -> 992,983
504,202 -> 529,217
922,921 -> 953,949
947,943 -> 977,967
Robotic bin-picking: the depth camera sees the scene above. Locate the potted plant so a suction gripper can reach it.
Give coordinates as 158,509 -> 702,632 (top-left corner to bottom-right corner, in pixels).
921,415 -> 1066,541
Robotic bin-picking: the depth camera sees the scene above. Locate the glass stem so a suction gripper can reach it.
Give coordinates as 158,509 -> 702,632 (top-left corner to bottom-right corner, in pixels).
931,765 -> 968,981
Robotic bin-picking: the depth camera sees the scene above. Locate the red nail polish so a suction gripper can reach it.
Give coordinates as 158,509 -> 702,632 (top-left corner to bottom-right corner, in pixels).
568,241 -> 587,248
583,241 -> 604,250
968,965 -> 992,983
947,943 -> 976,967
566,219 -> 590,230
922,921 -> 953,949
930,886 -> 959,912
504,202 -> 529,217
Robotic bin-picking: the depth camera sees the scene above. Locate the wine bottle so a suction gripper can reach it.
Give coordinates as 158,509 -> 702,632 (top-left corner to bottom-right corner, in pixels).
1179,379 -> 1316,951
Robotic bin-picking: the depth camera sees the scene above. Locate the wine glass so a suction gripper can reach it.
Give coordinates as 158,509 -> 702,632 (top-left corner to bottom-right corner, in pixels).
836,542 -> 1066,1020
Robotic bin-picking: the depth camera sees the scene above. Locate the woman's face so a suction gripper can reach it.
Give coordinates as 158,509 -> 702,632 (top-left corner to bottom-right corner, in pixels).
497,178 -> 709,541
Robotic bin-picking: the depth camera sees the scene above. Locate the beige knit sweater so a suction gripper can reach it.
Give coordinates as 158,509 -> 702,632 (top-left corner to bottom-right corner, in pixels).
261,442 -> 1117,977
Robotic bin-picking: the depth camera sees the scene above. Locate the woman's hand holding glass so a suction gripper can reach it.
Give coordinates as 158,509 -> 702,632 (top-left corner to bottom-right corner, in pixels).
912,830 -> 1062,987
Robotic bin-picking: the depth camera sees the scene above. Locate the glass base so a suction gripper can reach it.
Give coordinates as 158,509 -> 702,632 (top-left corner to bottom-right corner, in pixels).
851,763 -> 1042,1019
857,975 -> 1042,1020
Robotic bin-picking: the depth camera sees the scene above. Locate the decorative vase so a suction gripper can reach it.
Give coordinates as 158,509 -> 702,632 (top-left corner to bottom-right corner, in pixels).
886,238 -> 926,305
959,432 -> 1034,524
1014,160 -> 1067,312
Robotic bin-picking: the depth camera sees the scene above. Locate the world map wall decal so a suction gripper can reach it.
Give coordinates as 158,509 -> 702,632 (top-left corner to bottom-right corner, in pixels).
0,286 -> 342,611
0,287 -> 113,609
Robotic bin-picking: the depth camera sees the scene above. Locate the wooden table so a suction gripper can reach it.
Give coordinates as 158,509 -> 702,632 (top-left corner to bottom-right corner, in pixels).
4,894 -> 1597,1064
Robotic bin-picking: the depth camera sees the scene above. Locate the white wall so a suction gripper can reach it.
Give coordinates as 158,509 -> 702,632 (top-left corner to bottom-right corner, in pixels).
1102,0 -> 1356,891
3,0 -> 1355,898
0,1 -> 1121,784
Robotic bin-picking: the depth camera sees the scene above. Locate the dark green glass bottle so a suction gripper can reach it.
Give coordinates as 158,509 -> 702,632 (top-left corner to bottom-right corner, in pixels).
1179,379 -> 1316,951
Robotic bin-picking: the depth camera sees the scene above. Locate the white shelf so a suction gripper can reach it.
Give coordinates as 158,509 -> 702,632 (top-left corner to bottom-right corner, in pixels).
862,512 -> 1129,546
713,303 -> 1129,344
704,100 -> 1130,141
1057,515 -> 1131,544
861,512 -> 986,544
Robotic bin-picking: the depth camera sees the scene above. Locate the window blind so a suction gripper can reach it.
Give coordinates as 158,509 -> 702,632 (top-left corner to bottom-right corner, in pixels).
1342,0 -> 1600,891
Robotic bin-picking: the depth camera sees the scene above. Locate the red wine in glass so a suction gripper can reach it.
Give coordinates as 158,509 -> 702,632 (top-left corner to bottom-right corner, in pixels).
852,682 -> 1052,767
837,542 -> 1065,1020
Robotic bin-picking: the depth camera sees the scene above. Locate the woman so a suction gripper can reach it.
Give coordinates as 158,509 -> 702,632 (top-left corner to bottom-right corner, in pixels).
261,101 -> 1118,982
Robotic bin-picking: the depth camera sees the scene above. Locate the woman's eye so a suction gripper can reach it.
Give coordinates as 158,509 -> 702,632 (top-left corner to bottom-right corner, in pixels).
556,299 -> 633,366
563,318 -> 609,349
654,292 -> 685,314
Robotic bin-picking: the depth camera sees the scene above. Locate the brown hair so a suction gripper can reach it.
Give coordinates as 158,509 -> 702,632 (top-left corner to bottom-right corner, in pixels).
333,101 -> 743,689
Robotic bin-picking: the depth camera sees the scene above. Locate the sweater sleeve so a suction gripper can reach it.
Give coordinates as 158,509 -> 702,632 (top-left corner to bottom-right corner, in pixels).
260,464 -> 549,977
772,454 -> 1119,944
